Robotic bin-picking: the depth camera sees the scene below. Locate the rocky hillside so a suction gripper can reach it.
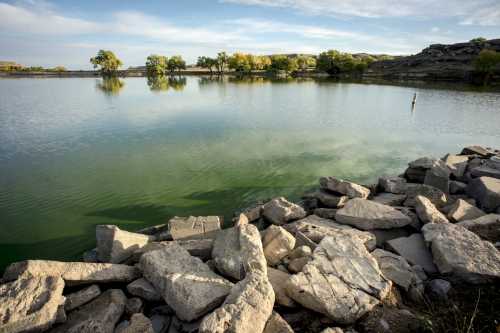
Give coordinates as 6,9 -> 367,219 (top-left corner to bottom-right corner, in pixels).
1,145 -> 500,333
366,39 -> 500,83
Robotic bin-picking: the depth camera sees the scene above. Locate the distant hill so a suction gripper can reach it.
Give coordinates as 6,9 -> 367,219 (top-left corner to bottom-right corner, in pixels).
366,38 -> 500,83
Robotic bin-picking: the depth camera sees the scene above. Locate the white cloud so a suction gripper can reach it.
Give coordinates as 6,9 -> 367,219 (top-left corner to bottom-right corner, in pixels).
222,0 -> 500,24
0,2 -> 101,35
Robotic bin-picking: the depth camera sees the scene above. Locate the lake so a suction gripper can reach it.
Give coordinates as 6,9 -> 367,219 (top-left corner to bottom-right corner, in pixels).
1,76 -> 500,269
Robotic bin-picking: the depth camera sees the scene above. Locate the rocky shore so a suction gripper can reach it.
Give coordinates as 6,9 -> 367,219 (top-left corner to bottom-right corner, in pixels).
1,145 -> 500,333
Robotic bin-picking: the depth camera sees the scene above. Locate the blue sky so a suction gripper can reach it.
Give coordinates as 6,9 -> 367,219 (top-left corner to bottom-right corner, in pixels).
0,0 -> 499,69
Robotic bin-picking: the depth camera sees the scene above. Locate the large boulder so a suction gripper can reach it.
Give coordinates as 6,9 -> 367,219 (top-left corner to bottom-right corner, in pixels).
319,176 -> 370,199
49,289 -> 126,333
424,159 -> 451,193
372,193 -> 407,206
446,198 -> 485,222
422,223 -> 500,283
404,157 -> 437,183
96,225 -> 151,263
470,165 -> 500,179
262,197 -> 306,225
132,239 -> 213,262
414,195 -> 449,224
267,268 -> 296,307
461,145 -> 495,158
64,284 -> 101,311
2,260 -> 140,286
284,215 -> 376,251
0,276 -> 64,333
378,176 -> 407,194
457,214 -> 500,242
372,249 -> 422,291
466,176 -> 500,212
443,154 -> 469,178
262,226 -> 296,266
335,198 -> 412,230
285,235 -> 391,324
199,272 -> 275,333
139,244 -> 233,321
403,183 -> 448,207
169,216 -> 221,240
386,234 -> 437,274
212,224 -> 266,280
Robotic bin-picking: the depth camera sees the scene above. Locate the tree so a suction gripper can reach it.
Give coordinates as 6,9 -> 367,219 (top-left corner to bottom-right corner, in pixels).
470,37 -> 487,44
216,52 -> 229,74
269,55 -> 298,74
197,56 -> 217,74
146,54 -> 168,75
90,50 -> 122,75
167,55 -> 186,74
229,53 -> 252,73
296,55 -> 316,71
474,49 -> 500,85
317,50 -> 371,75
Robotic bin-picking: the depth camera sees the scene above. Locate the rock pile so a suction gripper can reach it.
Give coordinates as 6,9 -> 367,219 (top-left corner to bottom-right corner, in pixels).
1,145 -> 500,333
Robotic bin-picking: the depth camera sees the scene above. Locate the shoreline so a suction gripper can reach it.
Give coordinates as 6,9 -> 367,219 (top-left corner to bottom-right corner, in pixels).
1,145 -> 500,332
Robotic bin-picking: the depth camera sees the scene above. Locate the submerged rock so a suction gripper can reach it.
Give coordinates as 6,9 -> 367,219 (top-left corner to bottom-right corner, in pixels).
285,235 -> 391,324
335,198 -> 412,230
96,225 -> 152,263
422,222 -> 500,283
2,260 -> 140,286
262,197 -> 307,225
0,276 -> 64,333
319,176 -> 370,199
139,244 -> 233,321
49,289 -> 126,333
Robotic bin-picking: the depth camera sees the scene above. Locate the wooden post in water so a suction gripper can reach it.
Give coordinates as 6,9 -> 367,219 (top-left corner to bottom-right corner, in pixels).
411,92 -> 417,112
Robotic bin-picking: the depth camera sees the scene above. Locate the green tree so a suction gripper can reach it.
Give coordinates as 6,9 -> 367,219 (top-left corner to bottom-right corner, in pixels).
317,50 -> 371,75
470,37 -> 487,44
474,49 -> 500,85
90,50 -> 122,75
269,55 -> 298,74
216,52 -> 229,74
167,55 -> 186,74
296,55 -> 316,71
196,56 -> 217,74
229,53 -> 252,73
146,54 -> 168,75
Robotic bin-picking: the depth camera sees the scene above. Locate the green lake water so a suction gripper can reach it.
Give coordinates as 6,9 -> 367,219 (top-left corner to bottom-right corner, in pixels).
1,76 -> 500,269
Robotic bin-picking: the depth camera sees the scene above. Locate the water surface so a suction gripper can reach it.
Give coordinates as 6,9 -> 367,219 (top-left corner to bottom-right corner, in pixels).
1,76 -> 500,269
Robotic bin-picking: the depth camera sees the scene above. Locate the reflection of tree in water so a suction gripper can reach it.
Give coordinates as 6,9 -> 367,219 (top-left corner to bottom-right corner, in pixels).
198,76 -> 227,87
95,76 -> 125,96
147,75 -> 186,92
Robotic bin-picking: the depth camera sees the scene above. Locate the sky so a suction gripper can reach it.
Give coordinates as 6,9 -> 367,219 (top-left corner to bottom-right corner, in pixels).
0,0 -> 499,69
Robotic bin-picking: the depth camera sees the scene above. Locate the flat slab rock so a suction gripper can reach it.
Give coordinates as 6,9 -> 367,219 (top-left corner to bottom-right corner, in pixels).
199,272 -> 275,333
49,289 -> 126,333
2,260 -> 140,286
447,198 -> 485,222
285,235 -> 391,324
372,249 -> 422,291
386,234 -> 437,274
139,244 -> 233,321
457,214 -> 500,242
0,276 -> 64,333
319,176 -> 370,199
64,284 -> 101,311
169,216 -> 221,240
262,197 -> 307,225
132,238 -> 213,262
335,198 -> 412,230
212,224 -> 267,280
422,222 -> 500,283
96,225 -> 151,263
284,214 -> 376,251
